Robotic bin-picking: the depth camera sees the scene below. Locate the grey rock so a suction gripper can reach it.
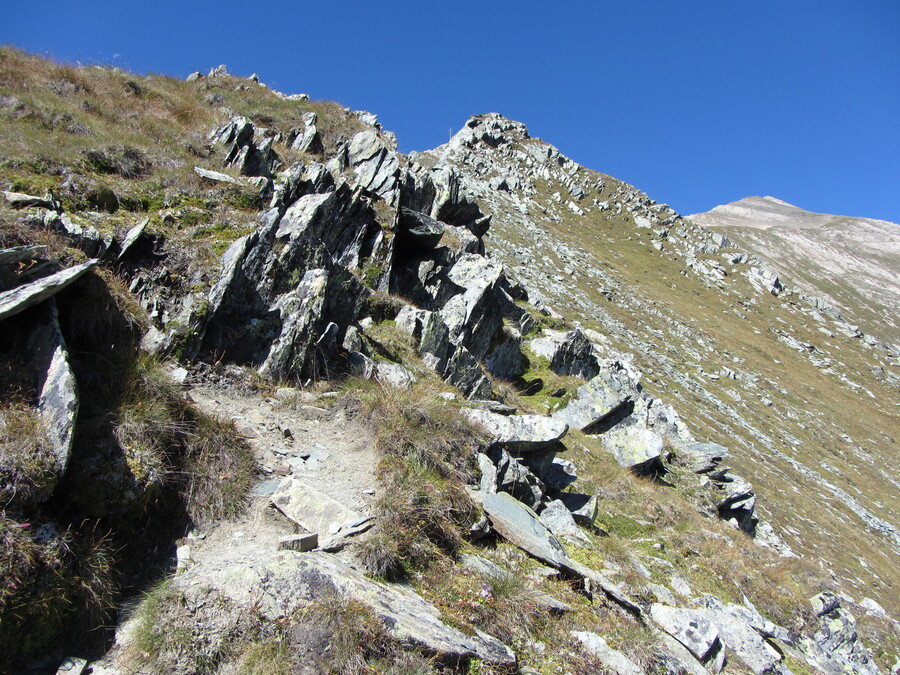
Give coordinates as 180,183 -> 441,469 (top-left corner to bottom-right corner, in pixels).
194,166 -> 243,185
43,212 -> 103,256
347,351 -> 375,379
570,631 -> 643,675
556,492 -> 598,525
650,604 -> 724,670
375,361 -> 414,389
810,590 -> 841,617
694,595 -> 782,674
26,300 -> 78,491
117,218 -> 149,261
0,244 -> 46,267
490,448 -> 546,509
186,71 -> 203,82
541,457 -> 578,490
681,441 -> 729,473
399,208 -> 445,249
2,190 -> 58,210
278,534 -> 319,552
477,453 -> 498,494
0,259 -> 97,322
482,492 -> 571,570
55,657 -> 88,675
442,345 -> 493,399
347,130 -> 400,200
540,499 -> 590,545
462,408 -> 568,451
529,328 -> 600,379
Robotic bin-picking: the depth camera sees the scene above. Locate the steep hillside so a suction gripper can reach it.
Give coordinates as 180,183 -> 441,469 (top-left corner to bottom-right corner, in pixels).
687,196 -> 900,344
1,49 -> 897,674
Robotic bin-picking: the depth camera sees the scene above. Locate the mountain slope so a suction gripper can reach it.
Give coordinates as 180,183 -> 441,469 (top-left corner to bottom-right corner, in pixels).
1,49 -> 898,673
687,196 -> 900,344
415,113 -> 899,613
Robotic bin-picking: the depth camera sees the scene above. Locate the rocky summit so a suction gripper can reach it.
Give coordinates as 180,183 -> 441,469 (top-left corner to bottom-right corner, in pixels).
0,49 -> 898,674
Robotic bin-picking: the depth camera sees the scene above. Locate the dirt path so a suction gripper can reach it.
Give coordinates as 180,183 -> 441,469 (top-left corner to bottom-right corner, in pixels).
182,383 -> 381,565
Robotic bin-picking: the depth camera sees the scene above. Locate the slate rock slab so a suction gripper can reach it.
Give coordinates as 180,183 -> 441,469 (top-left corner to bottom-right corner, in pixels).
602,422 -> 664,470
0,259 -> 97,322
482,492 -> 570,569
694,595 -> 782,674
552,372 -> 631,431
239,551 -> 516,666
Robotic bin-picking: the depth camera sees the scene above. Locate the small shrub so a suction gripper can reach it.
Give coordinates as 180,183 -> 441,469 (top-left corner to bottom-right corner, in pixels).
126,580 -> 255,675
0,404 -> 57,508
81,145 -> 151,178
358,532 -> 404,581
0,518 -> 116,667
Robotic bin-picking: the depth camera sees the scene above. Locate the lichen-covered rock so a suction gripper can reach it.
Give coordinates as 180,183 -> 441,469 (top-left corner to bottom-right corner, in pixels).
601,420 -> 664,471
551,367 -> 633,431
529,328 -> 600,379
693,595 -> 782,674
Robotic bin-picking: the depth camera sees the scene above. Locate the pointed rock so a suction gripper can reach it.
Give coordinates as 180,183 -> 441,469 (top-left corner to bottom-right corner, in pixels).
28,299 -> 78,481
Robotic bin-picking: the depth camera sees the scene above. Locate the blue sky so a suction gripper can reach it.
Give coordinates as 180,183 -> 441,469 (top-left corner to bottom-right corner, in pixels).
4,1 -> 899,222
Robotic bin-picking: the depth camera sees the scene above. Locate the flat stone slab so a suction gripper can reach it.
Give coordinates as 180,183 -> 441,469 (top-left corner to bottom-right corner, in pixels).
551,371 -> 631,431
0,259 -> 98,322
271,475 -> 362,536
2,190 -> 57,210
29,300 -> 78,477
194,166 -> 243,185
0,244 -> 46,267
482,492 -> 571,569
463,408 -> 568,451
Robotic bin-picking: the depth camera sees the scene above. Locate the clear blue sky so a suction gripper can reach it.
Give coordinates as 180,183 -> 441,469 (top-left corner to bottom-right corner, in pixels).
5,0 -> 899,222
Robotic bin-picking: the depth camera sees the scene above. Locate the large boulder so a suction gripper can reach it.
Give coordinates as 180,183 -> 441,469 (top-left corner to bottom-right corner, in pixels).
462,408 -> 568,452
173,550 -> 516,667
